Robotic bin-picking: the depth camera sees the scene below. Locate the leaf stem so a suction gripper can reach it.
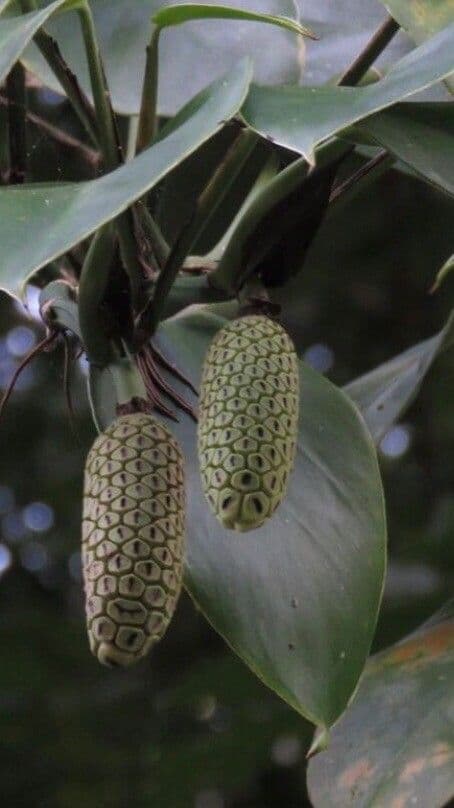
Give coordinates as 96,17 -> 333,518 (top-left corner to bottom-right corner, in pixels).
136,25 -> 161,153
75,1 -> 148,306
6,62 -> 27,184
141,128 -> 258,332
78,223 -> 117,366
338,15 -> 400,87
18,0 -> 99,145
76,1 -> 120,170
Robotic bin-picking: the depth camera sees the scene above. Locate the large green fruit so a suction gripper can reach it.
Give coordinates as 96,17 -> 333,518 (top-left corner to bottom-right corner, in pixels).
198,315 -> 299,532
82,413 -> 185,667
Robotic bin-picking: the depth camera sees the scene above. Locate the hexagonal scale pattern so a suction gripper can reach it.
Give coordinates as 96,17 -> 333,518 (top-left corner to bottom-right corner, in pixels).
82,414 -> 185,667
198,315 -> 299,532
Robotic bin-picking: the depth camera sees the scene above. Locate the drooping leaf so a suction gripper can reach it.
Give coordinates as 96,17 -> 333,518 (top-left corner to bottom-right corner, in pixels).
22,0 -> 302,116
293,0 -> 411,86
0,0 -> 70,85
152,2 -> 316,39
242,24 -> 454,161
154,303 -> 386,730
0,60 -> 251,299
307,602 -> 454,808
353,103 -> 454,197
345,312 -> 454,443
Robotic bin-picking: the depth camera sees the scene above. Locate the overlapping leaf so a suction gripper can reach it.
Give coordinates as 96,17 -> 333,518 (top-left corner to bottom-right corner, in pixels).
152,303 -> 386,730
353,103 -> 454,197
0,61 -> 251,298
307,602 -> 454,808
242,24 -> 454,161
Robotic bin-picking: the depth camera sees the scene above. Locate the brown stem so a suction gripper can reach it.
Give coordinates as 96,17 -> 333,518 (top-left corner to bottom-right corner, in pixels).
149,342 -> 199,396
0,94 -> 100,171
6,63 -> 27,184
328,149 -> 391,205
141,348 -> 198,421
338,16 -> 400,87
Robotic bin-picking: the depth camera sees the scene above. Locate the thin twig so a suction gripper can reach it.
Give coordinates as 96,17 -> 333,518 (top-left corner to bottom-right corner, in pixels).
149,342 -> 199,396
0,94 -> 100,169
18,0 -> 99,146
0,332 -> 57,421
328,149 -> 392,205
338,15 -> 400,87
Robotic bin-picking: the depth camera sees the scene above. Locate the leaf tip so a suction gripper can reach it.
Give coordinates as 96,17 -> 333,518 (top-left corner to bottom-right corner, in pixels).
307,727 -> 330,759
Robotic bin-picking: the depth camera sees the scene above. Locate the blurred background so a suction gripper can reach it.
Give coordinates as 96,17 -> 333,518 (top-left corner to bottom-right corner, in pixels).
0,87 -> 453,807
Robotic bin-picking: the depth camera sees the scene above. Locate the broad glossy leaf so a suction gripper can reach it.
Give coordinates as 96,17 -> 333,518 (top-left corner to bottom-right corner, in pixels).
0,61 -> 251,298
345,312 -> 454,443
22,0 -> 301,116
242,24 -> 454,161
354,103 -> 454,197
156,303 -> 386,730
152,2 -> 315,38
0,0 -> 69,84
308,602 -> 454,808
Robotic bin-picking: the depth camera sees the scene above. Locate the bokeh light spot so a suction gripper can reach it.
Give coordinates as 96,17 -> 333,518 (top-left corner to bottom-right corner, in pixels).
303,343 -> 334,374
380,425 -> 411,459
20,541 -> 49,572
0,543 -> 12,575
23,502 -> 54,532
6,326 -> 36,358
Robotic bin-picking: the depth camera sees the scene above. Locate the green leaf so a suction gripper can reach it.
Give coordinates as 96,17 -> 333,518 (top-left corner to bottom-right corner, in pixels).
0,61 -> 251,299
242,24 -> 454,161
345,312 -> 454,444
156,303 -> 386,730
152,3 -> 316,39
22,0 -> 301,116
353,103 -> 454,197
432,253 -> 454,292
0,0 -> 70,84
87,364 -> 118,433
307,602 -> 454,808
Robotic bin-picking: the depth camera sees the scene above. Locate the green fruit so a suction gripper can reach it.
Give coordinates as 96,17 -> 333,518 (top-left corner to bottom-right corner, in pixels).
198,315 -> 299,532
82,413 -> 185,667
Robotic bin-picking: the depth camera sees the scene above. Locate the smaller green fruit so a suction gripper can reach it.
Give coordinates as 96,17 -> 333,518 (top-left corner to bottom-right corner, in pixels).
198,315 -> 299,532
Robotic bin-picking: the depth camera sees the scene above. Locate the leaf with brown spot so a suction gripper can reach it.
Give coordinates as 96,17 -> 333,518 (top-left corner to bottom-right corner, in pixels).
308,600 -> 454,807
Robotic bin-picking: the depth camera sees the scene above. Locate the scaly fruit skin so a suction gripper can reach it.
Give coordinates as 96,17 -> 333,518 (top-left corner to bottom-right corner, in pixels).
198,315 -> 299,532
82,413 -> 185,667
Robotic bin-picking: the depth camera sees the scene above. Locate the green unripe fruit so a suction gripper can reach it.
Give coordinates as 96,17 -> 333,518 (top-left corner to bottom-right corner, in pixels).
198,315 -> 299,532
82,413 -> 185,667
